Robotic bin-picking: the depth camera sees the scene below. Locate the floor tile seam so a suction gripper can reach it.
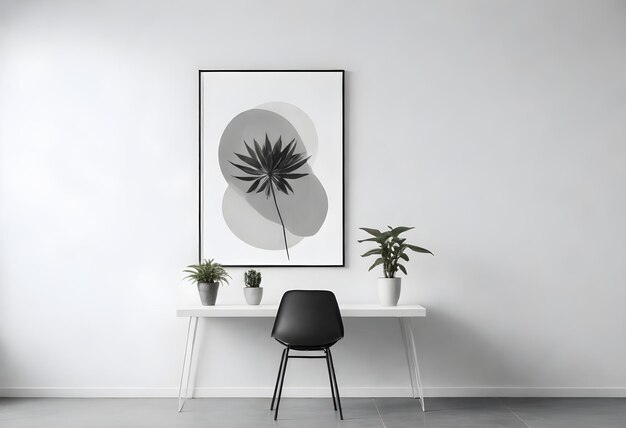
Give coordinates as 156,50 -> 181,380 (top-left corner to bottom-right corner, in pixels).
497,398 -> 533,428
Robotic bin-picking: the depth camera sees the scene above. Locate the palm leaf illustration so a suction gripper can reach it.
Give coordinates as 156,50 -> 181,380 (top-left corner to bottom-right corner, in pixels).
229,134 -> 311,260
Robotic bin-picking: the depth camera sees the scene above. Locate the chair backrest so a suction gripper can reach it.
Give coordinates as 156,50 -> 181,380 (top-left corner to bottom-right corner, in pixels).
271,290 -> 344,348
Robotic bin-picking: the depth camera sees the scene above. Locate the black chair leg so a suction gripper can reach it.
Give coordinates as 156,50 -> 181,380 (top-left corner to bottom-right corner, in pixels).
327,348 -> 343,420
274,347 -> 290,420
325,349 -> 337,410
270,348 -> 287,410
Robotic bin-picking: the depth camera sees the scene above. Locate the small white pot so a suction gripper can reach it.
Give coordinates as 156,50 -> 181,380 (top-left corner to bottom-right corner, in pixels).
243,287 -> 263,305
378,277 -> 401,306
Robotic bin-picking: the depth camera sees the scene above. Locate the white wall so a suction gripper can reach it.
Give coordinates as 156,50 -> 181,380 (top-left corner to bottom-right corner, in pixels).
1,0 -> 625,397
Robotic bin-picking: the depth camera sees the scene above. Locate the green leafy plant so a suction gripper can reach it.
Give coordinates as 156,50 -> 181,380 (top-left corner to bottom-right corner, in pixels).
243,269 -> 262,288
358,226 -> 433,278
230,134 -> 311,261
184,259 -> 231,285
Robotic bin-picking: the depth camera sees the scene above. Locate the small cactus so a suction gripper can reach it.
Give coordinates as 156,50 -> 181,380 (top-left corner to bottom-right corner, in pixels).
244,269 -> 262,288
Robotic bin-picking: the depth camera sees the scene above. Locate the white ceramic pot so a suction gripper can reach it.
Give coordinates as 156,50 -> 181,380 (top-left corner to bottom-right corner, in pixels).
378,277 -> 401,306
243,287 -> 263,305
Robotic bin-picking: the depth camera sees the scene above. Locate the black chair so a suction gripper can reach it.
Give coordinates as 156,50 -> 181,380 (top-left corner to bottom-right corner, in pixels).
270,290 -> 344,420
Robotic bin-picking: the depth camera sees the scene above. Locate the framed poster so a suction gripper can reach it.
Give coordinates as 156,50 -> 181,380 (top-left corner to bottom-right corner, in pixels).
199,70 -> 344,267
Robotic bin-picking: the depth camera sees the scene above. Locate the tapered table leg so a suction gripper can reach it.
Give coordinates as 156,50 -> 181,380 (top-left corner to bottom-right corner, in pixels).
399,318 -> 418,399
401,317 -> 425,412
178,317 -> 199,412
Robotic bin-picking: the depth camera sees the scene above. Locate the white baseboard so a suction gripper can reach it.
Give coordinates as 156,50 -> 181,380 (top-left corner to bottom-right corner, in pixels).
0,387 -> 406,398
1,386 -> 626,398
426,387 -> 626,398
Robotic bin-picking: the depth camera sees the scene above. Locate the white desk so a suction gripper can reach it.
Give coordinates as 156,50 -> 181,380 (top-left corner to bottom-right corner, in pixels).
176,304 -> 426,412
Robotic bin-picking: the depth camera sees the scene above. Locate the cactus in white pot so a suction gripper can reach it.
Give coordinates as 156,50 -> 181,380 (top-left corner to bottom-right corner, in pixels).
243,269 -> 263,305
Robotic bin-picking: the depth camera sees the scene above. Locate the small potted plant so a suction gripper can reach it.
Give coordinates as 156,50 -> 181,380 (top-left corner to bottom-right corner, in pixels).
184,259 -> 230,306
243,269 -> 263,305
358,226 -> 433,306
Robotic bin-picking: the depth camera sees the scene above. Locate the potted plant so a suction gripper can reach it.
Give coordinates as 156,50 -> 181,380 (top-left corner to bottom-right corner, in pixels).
243,269 -> 263,305
358,226 -> 433,306
184,259 -> 230,306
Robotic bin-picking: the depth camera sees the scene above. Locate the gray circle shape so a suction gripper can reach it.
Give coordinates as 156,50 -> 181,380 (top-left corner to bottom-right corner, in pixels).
218,108 -> 329,250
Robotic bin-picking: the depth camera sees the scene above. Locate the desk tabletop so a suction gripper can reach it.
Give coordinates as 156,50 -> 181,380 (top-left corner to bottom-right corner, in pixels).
177,304 -> 425,318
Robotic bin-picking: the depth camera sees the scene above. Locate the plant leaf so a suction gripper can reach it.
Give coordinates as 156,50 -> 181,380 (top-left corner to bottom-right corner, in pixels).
361,248 -> 382,257
405,244 -> 433,255
246,178 -> 262,193
243,140 -> 257,160
368,258 -> 385,271
283,139 -> 298,164
272,135 -> 282,159
253,139 -> 267,169
398,264 -> 408,275
276,176 -> 294,193
281,173 -> 308,180
257,179 -> 269,195
281,156 -> 311,174
281,152 -> 304,169
275,139 -> 295,169
263,134 -> 273,171
379,231 -> 392,241
265,181 -> 273,198
234,153 -> 261,169
272,177 -> 288,194
357,237 -> 381,243
360,228 -> 382,237
390,226 -> 414,236
229,161 -> 263,176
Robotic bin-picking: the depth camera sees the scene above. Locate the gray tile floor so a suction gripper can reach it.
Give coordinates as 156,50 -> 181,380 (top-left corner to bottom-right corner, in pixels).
1,397 -> 625,428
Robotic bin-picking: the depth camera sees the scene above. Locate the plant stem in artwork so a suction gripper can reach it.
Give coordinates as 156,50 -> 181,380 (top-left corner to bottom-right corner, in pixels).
270,184 -> 290,260
229,135 -> 311,261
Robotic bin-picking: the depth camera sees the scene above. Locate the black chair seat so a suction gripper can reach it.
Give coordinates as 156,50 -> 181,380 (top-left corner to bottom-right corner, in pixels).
274,339 -> 341,351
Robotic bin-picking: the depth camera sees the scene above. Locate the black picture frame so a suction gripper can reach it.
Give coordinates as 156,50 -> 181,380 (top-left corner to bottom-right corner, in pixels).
198,69 -> 345,267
